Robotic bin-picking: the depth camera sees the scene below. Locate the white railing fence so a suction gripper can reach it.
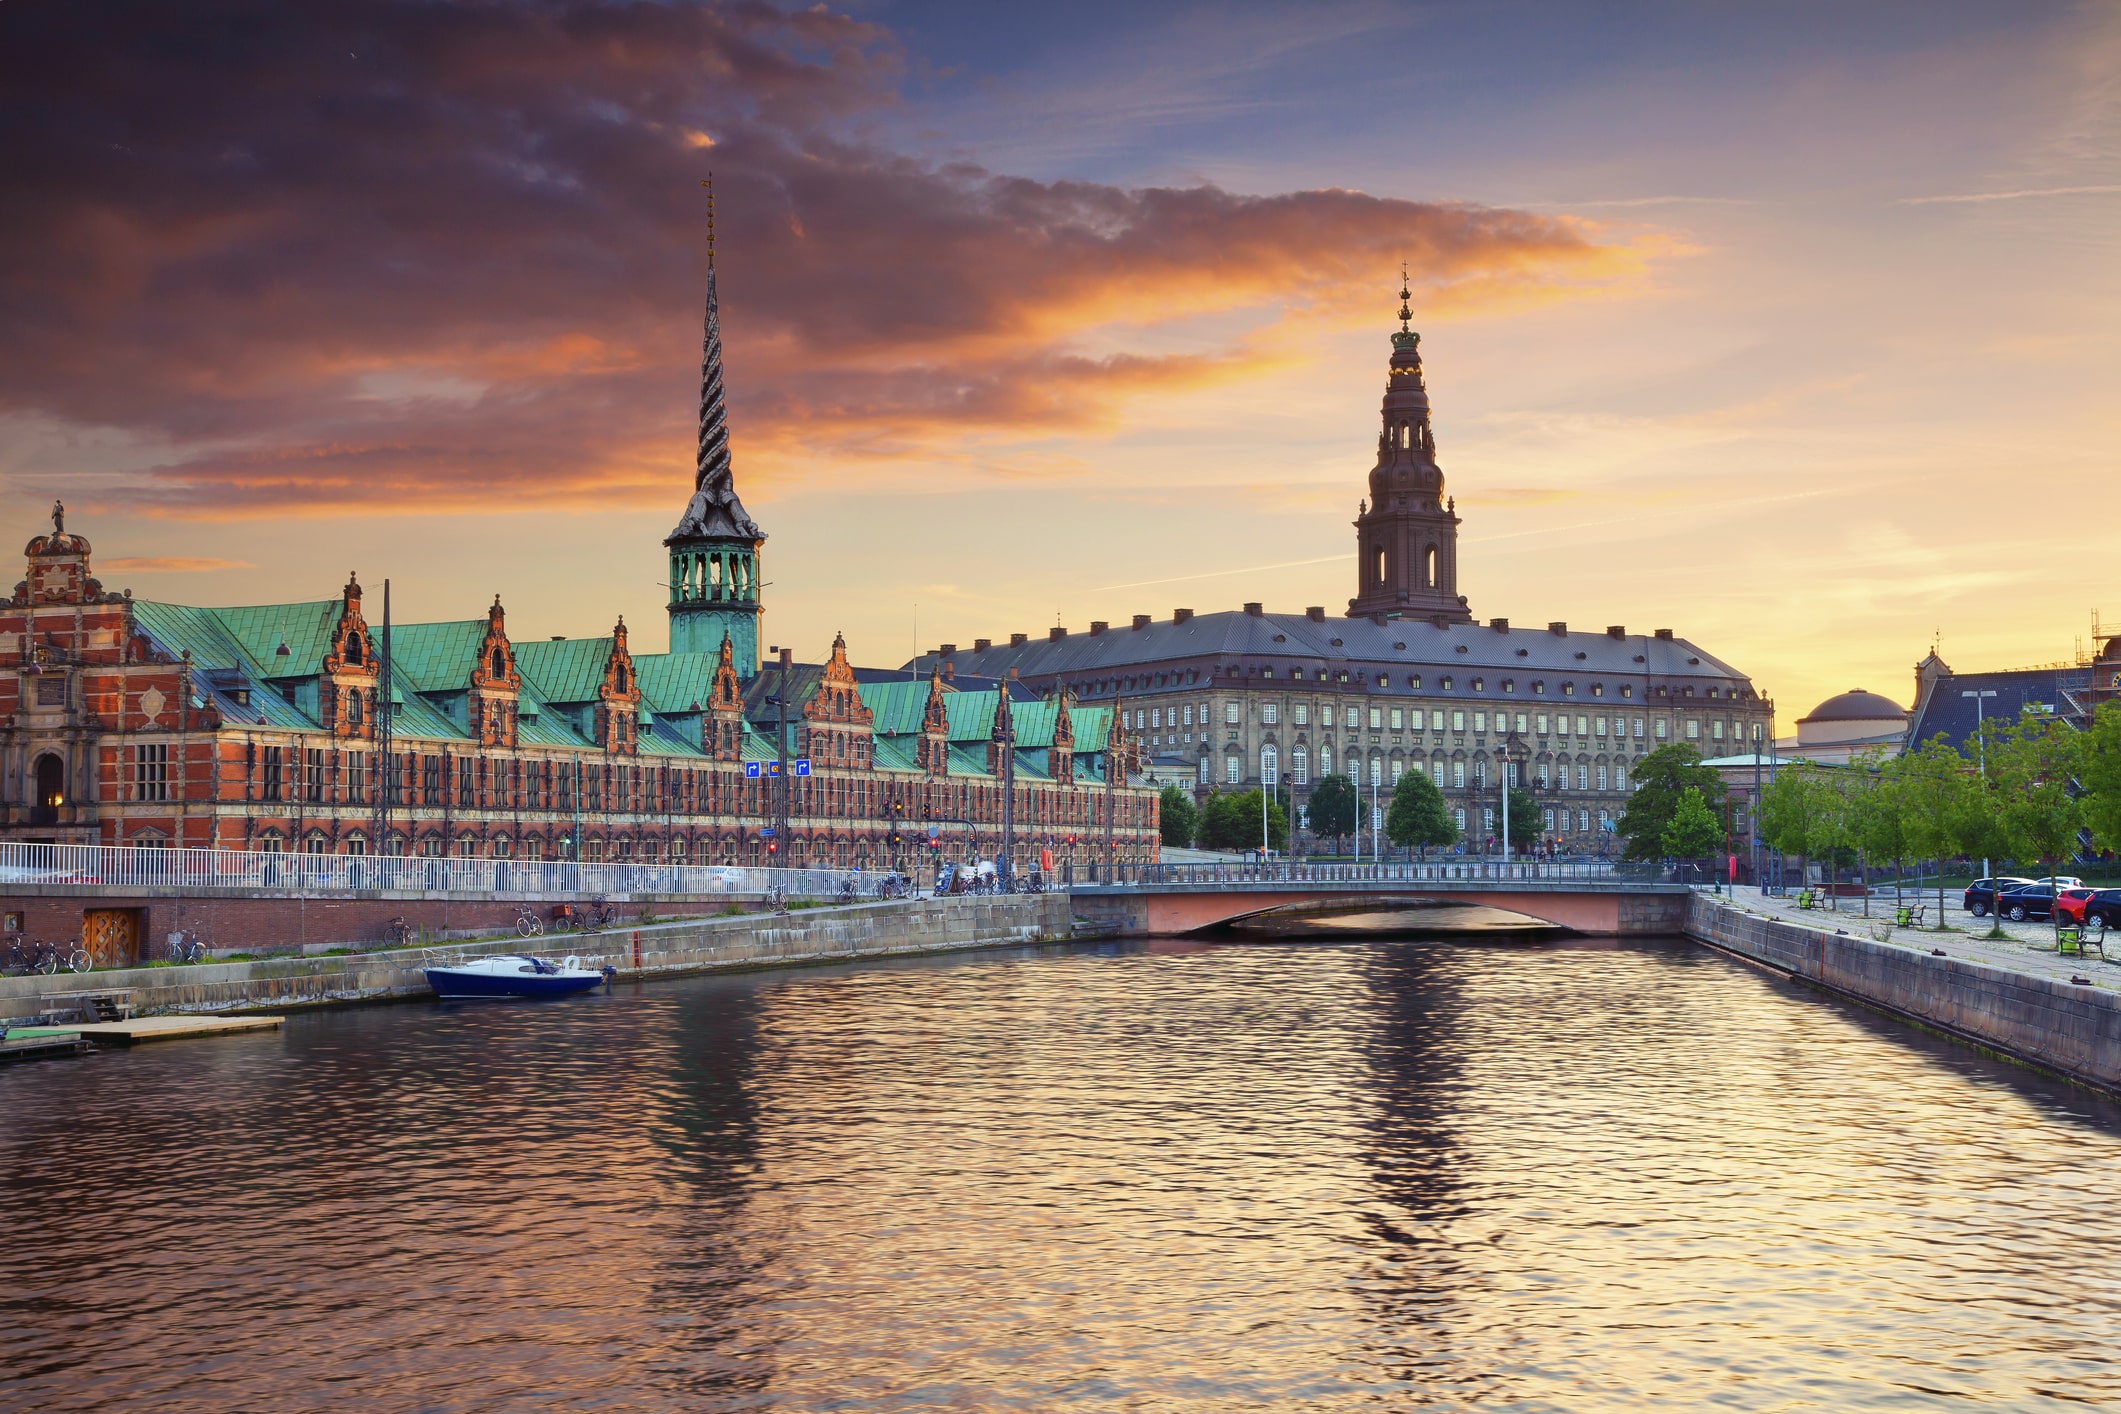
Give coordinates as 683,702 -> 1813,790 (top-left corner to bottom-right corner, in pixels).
0,841 -> 921,901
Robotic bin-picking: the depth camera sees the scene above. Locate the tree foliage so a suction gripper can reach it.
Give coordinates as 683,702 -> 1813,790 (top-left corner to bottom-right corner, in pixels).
1158,785 -> 1197,848
1616,744 -> 1726,861
1305,774 -> 1358,853
1661,785 -> 1726,859
1984,707 -> 2083,875
1384,766 -> 1457,854
2081,701 -> 2121,855
1197,789 -> 1288,852
1503,786 -> 1540,849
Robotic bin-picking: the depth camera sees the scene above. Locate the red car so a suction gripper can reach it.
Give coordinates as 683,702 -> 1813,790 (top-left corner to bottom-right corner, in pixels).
2054,887 -> 2099,926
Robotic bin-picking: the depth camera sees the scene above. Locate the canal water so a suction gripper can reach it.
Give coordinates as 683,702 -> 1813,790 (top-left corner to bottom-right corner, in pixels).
5,933 -> 2121,1412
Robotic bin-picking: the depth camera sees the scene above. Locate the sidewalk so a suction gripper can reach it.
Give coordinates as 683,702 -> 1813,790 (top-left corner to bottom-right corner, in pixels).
1703,886 -> 2118,991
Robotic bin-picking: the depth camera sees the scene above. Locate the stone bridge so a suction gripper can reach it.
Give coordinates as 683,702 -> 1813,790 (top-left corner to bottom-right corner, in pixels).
1069,863 -> 1691,936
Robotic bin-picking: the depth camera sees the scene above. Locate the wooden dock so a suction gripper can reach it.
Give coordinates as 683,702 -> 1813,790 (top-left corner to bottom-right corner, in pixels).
4,1015 -> 282,1047
1,1029 -> 94,1062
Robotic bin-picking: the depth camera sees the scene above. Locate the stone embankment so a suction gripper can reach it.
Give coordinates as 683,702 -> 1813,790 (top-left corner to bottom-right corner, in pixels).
0,893 -> 1073,1022
1687,892 -> 2121,1093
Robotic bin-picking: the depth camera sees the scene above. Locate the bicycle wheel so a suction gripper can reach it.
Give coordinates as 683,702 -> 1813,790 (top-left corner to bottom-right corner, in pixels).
36,951 -> 58,976
529,916 -> 544,936
67,949 -> 91,973
517,916 -> 537,938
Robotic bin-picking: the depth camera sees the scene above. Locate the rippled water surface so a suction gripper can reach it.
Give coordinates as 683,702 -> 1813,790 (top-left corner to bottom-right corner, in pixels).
7,935 -> 2121,1412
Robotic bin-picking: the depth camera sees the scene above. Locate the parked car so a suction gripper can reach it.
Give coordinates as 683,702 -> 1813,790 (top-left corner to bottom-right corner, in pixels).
1994,880 -> 2090,923
1965,877 -> 2037,917
2071,887 -> 2121,932
2050,887 -> 2100,926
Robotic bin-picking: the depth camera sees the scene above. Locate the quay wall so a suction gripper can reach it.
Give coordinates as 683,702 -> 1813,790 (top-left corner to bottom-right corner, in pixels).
0,893 -> 1072,1022
1686,893 -> 2121,1093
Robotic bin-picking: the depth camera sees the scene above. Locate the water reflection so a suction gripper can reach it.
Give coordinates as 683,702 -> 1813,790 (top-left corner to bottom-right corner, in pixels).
4,936 -> 2121,1411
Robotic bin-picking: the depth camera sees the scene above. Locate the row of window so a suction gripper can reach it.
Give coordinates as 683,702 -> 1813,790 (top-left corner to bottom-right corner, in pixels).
1125,700 -> 1760,744
1229,748 -> 1631,794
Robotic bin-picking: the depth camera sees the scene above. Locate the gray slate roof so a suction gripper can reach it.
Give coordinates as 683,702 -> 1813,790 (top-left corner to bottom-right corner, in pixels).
911,609 -> 1754,696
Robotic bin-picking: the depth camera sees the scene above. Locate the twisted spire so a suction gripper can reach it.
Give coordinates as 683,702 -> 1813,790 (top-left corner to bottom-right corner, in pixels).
669,174 -> 763,543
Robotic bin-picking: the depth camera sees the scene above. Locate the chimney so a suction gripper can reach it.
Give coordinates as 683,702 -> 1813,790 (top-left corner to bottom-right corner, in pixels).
1607,625 -> 1626,639
1491,617 -> 1509,632
1548,621 -> 1567,635
1243,602 -> 1264,617
973,638 -> 991,653
1089,621 -> 1107,636
939,643 -> 956,656
1654,628 -> 1674,640
1131,614 -> 1151,630
1173,608 -> 1194,624
1048,626 -> 1067,641
1306,606 -> 1325,622
943,662 -> 955,681
1010,632 -> 1028,647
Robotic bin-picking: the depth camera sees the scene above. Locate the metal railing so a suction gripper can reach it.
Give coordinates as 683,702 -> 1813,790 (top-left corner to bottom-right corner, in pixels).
0,841 -> 914,901
1081,858 -> 1672,887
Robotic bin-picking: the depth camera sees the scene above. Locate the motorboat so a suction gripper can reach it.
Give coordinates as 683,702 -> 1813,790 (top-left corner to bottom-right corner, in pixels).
422,953 -> 610,1000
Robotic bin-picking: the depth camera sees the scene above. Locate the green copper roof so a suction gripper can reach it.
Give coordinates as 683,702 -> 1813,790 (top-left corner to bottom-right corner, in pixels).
513,636 -> 613,705
633,651 -> 723,715
208,600 -> 343,679
385,621 -> 484,692
860,679 -> 936,736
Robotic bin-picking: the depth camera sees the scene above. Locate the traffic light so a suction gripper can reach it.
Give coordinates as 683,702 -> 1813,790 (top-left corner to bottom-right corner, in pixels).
766,840 -> 778,856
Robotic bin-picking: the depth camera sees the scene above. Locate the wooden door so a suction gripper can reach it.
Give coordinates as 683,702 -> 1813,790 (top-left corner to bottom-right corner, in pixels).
83,909 -> 140,969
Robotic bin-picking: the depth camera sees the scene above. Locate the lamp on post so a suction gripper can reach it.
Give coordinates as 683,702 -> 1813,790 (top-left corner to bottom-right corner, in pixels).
1961,688 -> 1998,886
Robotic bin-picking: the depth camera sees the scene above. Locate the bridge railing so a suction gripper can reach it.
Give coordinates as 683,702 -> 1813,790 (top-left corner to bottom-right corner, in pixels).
1081,858 -> 1673,887
0,840 -> 913,901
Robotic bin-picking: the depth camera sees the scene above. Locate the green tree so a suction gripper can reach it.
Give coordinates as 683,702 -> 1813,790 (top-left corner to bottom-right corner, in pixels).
2082,701 -> 2121,854
1158,785 -> 1198,849
1986,707 -> 2084,942
1198,789 -> 1288,853
1895,734 -> 1974,925
1305,774 -> 1359,856
1760,761 -> 1838,904
1661,785 -> 1726,861
1616,744 -> 1727,861
1384,767 -> 1457,856
1503,785 -> 1540,849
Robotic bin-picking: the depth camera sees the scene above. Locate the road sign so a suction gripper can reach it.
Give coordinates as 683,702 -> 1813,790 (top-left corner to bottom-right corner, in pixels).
766,761 -> 781,777
758,827 -> 776,839
744,762 -> 761,778
793,759 -> 811,777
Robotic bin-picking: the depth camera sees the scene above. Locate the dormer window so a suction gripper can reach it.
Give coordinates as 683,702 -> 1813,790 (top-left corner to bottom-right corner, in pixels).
347,691 -> 363,726
490,648 -> 506,679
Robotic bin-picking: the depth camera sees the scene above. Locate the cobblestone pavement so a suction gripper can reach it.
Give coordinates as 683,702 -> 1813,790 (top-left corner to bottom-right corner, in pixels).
1699,886 -> 2121,991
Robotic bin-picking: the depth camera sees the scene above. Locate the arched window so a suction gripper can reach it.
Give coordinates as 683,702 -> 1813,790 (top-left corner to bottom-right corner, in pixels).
1369,754 -> 1383,787
1374,547 -> 1387,586
347,690 -> 363,727
1319,745 -> 1333,776
1424,545 -> 1438,588
33,752 -> 64,812
1260,744 -> 1278,787
490,648 -> 506,678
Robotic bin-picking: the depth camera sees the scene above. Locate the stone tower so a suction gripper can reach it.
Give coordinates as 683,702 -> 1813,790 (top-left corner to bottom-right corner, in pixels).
1347,275 -> 1472,622
666,181 -> 766,673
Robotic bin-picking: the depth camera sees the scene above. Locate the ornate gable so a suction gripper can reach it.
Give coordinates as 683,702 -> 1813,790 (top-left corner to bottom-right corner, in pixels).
802,633 -> 873,726
595,616 -> 641,754
916,666 -> 950,776
468,595 -> 520,748
1048,689 -> 1076,783
703,631 -> 745,761
321,572 -> 379,739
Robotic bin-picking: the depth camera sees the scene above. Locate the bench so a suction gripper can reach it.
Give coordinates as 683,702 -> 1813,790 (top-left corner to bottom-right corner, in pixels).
1894,904 -> 1927,928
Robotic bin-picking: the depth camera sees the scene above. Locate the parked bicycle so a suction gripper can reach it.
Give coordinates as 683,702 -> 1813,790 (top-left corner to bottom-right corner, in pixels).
383,916 -> 418,948
764,884 -> 789,913
164,930 -> 208,964
4,937 -> 90,975
513,903 -> 545,938
836,874 -> 861,904
874,871 -> 911,900
572,896 -> 618,931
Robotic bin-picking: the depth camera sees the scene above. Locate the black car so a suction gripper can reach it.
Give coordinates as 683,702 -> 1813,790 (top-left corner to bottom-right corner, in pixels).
2082,888 -> 2121,931
1992,880 -> 2090,923
1965,876 -> 2037,918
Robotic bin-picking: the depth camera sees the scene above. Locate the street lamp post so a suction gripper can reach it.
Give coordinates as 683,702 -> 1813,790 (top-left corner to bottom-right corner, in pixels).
1961,689 -> 1997,886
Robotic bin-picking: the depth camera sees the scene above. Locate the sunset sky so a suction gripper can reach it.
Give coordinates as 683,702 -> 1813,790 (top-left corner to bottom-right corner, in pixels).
2,1 -> 2115,725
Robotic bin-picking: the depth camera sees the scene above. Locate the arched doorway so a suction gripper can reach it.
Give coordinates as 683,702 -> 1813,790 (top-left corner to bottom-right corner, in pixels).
32,752 -> 63,825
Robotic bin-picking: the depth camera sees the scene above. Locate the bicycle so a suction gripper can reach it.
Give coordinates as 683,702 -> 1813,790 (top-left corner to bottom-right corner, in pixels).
836,875 -> 861,904
383,916 -> 417,948
764,884 -> 788,913
165,930 -> 208,964
513,903 -> 545,938
572,896 -> 617,931
4,938 -> 81,975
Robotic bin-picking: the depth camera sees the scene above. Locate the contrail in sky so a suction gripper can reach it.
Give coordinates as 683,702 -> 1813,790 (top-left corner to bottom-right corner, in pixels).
1898,184 -> 2121,205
